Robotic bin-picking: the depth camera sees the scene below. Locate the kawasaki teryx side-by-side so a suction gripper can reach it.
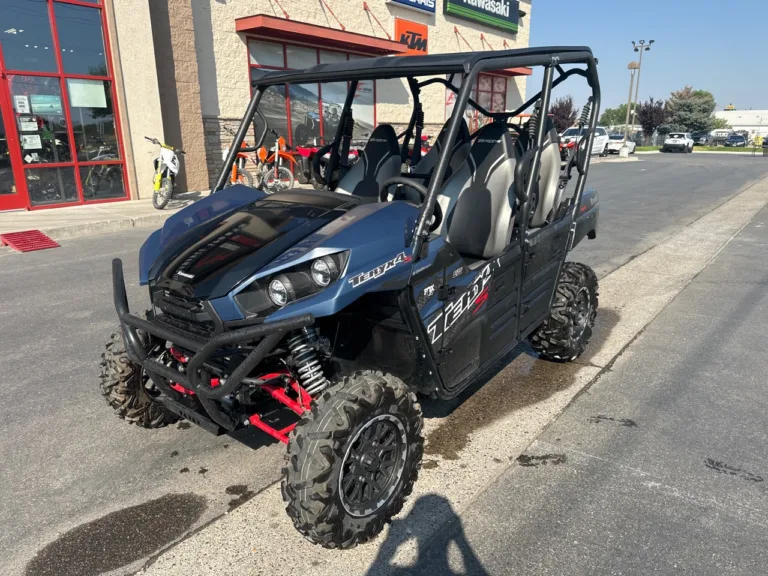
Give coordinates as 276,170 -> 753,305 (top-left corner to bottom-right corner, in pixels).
102,47 -> 601,548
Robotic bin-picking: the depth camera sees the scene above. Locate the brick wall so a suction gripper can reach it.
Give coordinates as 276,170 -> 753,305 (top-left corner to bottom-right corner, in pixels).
151,0 -> 209,192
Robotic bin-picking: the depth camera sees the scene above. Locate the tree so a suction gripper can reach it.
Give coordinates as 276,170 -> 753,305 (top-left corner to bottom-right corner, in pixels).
599,103 -> 633,127
712,116 -> 731,130
637,97 -> 666,138
549,96 -> 579,133
664,86 -> 716,133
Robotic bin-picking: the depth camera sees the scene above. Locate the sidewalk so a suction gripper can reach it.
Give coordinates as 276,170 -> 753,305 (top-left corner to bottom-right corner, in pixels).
419,202 -> 768,575
0,191 -> 208,242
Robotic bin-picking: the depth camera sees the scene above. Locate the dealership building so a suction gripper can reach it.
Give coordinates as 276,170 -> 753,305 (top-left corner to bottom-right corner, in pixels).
0,0 -> 531,212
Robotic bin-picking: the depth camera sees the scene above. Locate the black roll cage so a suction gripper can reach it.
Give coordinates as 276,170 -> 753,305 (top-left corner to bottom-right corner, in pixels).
214,47 -> 601,262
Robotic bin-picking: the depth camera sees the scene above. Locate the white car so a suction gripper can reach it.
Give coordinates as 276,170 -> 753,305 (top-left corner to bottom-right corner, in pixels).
561,126 -> 609,156
662,132 -> 694,153
605,134 -> 636,154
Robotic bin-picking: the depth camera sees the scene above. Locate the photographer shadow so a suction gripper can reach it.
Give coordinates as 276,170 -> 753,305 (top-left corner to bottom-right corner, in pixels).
365,494 -> 489,576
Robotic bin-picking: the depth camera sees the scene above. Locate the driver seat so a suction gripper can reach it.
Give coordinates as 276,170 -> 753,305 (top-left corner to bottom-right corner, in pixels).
335,124 -> 401,200
441,122 -> 518,259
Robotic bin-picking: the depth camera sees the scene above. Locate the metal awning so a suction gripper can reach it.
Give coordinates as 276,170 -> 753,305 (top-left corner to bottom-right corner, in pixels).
235,14 -> 408,56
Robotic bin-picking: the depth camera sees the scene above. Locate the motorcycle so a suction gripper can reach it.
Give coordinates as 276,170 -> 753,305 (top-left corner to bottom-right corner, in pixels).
222,126 -> 255,188
146,136 -> 184,210
260,129 -> 297,192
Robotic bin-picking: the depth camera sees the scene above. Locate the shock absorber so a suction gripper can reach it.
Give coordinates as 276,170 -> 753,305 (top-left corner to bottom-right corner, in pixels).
287,327 -> 329,395
528,104 -> 540,139
579,99 -> 592,128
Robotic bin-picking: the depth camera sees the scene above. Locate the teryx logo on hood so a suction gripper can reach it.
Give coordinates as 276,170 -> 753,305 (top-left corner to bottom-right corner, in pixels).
348,252 -> 412,288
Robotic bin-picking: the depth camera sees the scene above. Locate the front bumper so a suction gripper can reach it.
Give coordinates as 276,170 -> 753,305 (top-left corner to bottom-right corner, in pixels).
112,258 -> 313,404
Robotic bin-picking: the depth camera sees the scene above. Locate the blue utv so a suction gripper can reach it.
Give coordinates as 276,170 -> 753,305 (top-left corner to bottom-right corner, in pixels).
102,46 -> 601,549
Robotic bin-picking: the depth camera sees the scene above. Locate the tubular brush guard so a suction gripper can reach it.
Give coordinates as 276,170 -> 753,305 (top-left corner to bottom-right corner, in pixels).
112,258 -> 314,432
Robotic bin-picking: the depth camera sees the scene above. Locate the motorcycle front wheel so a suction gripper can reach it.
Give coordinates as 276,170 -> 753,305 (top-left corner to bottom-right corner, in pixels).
264,166 -> 294,193
152,178 -> 172,210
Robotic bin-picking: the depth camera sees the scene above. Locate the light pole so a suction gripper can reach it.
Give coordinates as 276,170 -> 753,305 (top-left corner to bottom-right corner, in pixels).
620,62 -> 640,157
623,62 -> 640,142
629,40 -> 654,138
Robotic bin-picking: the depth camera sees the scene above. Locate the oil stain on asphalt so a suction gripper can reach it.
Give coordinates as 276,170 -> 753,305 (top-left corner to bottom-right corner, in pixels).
423,308 -> 619,461
588,415 -> 638,427
25,493 -> 206,576
705,458 -> 764,483
225,484 -> 256,511
517,453 -> 567,467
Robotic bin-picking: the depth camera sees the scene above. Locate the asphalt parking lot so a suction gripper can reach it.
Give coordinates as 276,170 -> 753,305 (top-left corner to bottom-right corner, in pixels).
2,154 -> 768,575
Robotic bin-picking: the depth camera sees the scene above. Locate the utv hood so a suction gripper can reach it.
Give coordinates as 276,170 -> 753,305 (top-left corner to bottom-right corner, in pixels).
147,190 -> 358,299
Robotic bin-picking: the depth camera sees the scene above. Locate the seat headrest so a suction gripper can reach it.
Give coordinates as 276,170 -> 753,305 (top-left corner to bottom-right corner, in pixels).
467,123 -> 516,183
434,119 -> 470,153
364,124 -> 400,158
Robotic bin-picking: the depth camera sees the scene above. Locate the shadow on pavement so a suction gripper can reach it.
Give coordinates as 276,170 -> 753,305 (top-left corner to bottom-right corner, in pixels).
365,494 -> 488,576
164,190 -> 209,210
422,308 -> 619,460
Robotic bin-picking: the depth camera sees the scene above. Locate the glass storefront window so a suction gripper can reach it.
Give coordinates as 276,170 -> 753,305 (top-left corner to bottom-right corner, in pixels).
0,1 -> 126,210
25,166 -> 77,206
80,164 -> 123,200
54,3 -> 108,76
290,83 -> 320,147
249,46 -> 376,148
251,74 -> 289,146
286,45 -> 316,69
321,82 -> 346,143
249,40 -> 284,68
67,79 -> 118,161
0,0 -> 58,73
9,75 -> 72,165
0,111 -> 17,196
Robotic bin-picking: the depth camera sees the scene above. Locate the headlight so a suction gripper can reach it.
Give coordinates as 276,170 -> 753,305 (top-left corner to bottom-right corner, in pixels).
310,256 -> 338,287
235,251 -> 349,314
268,275 -> 292,307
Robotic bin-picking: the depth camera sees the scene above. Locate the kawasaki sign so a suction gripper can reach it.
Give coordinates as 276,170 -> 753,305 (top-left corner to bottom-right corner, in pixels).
444,0 -> 520,34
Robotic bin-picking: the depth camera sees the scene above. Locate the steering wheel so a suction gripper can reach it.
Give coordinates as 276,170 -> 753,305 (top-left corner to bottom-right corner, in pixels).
380,177 -> 443,233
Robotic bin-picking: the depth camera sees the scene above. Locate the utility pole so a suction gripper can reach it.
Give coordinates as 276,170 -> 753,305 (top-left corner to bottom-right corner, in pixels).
629,40 -> 654,138
621,62 -> 640,157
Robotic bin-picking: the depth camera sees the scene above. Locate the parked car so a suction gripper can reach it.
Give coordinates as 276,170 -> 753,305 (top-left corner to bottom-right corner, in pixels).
561,125 -> 609,156
724,134 -> 747,147
605,134 -> 636,154
692,132 -> 711,146
662,132 -> 694,153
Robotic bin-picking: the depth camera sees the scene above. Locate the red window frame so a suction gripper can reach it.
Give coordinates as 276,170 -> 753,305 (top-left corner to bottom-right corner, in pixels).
246,38 -> 377,149
0,0 -> 129,210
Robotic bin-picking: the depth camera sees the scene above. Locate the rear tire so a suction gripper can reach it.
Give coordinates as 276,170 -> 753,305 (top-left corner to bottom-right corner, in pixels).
99,329 -> 179,428
282,372 -> 423,549
530,262 -> 598,362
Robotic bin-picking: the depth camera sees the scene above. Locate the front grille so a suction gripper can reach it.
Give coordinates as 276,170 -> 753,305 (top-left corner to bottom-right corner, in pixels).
153,292 -> 214,338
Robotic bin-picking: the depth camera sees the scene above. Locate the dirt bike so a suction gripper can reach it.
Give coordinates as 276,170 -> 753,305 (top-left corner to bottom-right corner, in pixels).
146,136 -> 184,210
260,129 -> 296,192
223,126 -> 257,188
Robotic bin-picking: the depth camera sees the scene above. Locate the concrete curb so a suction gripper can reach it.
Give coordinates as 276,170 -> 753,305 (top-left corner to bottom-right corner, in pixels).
40,214 -> 173,242
140,176 -> 768,576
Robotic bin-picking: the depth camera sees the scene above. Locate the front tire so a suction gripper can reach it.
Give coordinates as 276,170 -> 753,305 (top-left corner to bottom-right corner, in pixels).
99,329 -> 179,428
152,178 -> 172,210
282,372 -> 423,549
265,166 -> 294,192
530,262 -> 598,362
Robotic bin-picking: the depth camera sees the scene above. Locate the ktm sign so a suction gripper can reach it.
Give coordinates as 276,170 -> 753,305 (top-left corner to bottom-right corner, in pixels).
395,18 -> 428,55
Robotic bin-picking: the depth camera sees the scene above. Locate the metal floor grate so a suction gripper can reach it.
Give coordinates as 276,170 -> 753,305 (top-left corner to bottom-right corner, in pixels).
0,230 -> 60,252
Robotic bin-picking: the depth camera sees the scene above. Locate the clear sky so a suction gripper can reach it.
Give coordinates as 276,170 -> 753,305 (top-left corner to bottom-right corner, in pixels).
525,0 -> 768,114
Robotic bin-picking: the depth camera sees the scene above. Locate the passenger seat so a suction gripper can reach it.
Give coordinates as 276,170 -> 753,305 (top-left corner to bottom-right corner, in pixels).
335,124 -> 401,200
439,122 -> 518,259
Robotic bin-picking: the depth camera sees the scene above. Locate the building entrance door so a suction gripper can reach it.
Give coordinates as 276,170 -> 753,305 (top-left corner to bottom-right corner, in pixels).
0,68 -> 28,211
